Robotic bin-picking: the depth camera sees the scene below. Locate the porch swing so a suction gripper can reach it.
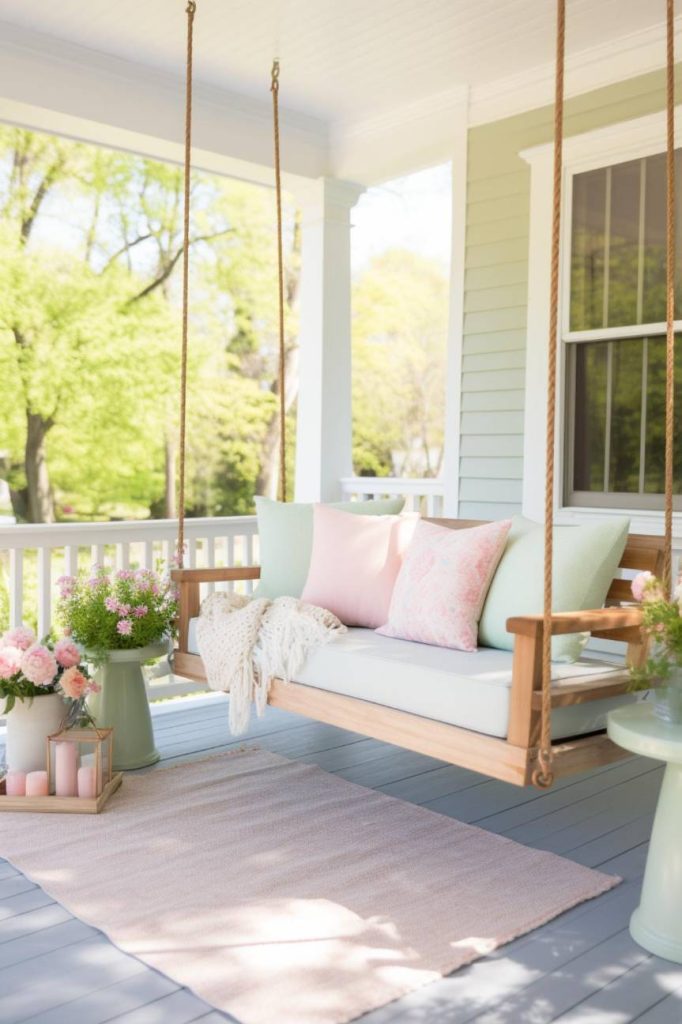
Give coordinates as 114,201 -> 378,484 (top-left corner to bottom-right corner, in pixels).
172,0 -> 670,788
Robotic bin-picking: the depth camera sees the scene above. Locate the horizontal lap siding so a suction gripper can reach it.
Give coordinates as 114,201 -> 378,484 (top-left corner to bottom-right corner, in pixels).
457,65 -> 682,520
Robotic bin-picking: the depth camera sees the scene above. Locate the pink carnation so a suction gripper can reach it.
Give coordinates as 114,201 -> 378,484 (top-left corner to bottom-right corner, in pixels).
59,665 -> 89,699
1,625 -> 36,651
20,644 -> 58,687
132,604 -> 148,618
54,638 -> 81,668
0,645 -> 22,679
116,619 -> 133,636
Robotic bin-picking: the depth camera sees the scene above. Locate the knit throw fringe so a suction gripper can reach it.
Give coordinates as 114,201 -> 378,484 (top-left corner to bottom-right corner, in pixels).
196,592 -> 346,734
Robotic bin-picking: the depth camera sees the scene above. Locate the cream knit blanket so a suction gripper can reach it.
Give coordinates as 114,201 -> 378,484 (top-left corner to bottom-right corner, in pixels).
196,592 -> 347,735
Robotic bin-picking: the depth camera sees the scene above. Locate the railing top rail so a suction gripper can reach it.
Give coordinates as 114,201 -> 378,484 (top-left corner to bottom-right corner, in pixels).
0,515 -> 258,549
340,476 -> 445,494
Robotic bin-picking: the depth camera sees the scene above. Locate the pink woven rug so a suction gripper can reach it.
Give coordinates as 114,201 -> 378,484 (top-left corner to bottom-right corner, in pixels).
1,749 -> 619,1024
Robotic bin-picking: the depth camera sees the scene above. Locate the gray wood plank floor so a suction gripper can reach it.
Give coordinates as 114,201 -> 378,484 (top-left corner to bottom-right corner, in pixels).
1,693 -> 680,1024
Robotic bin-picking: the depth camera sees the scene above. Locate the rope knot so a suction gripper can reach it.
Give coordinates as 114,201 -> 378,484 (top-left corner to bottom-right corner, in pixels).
186,1 -> 197,15
271,59 -> 280,92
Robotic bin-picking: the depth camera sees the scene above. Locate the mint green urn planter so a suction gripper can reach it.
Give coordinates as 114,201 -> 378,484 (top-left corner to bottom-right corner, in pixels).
87,641 -> 168,771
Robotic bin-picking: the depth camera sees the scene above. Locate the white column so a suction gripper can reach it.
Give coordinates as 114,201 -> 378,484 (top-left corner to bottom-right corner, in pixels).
293,178 -> 365,502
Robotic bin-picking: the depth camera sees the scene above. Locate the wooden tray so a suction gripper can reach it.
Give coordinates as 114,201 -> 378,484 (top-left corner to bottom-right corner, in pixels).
0,772 -> 123,814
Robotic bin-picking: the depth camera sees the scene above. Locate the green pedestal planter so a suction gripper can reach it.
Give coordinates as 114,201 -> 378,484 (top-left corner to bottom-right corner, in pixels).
87,641 -> 168,771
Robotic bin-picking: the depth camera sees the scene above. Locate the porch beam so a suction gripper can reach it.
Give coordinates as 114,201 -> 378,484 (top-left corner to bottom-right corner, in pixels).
293,178 -> 365,502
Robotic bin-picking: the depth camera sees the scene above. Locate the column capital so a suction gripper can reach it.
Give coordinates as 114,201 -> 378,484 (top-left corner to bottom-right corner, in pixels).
289,176 -> 366,220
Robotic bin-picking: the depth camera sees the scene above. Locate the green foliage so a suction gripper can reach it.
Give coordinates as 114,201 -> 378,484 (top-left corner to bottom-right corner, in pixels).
57,568 -> 178,658
629,575 -> 682,690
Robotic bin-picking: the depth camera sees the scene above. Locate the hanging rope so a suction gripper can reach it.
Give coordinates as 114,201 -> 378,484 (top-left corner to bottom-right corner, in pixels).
533,0 -> 565,790
664,0 -> 676,593
176,0 -> 196,569
271,59 -> 287,503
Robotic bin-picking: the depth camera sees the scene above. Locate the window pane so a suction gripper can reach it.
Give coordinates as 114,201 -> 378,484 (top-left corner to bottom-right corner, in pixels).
572,341 -> 607,490
570,169 -> 606,331
643,337 -> 682,494
609,338 -> 642,491
642,153 -> 667,323
607,160 -> 640,328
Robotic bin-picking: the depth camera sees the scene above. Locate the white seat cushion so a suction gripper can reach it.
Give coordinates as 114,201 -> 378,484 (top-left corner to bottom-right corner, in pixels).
186,621 -> 634,740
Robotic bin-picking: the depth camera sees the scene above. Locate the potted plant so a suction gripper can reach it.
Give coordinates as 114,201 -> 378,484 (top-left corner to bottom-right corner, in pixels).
0,627 -> 99,772
629,570 -> 682,724
57,566 -> 178,770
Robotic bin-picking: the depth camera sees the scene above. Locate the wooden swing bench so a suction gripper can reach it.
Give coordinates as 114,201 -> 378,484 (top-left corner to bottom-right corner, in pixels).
172,520 -> 665,788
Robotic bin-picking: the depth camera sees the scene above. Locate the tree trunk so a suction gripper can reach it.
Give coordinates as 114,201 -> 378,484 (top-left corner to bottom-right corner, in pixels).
255,345 -> 299,500
25,413 -> 55,523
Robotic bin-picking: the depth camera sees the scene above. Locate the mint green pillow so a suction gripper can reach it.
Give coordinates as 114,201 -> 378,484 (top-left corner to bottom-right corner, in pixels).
478,515 -> 630,662
254,496 -> 405,599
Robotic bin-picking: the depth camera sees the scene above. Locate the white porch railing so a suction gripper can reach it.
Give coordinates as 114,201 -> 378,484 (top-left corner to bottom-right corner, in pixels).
0,478 -> 442,706
340,476 -> 445,516
0,516 -> 259,704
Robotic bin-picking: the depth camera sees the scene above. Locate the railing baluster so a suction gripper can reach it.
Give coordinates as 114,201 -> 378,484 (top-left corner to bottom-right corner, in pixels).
207,536 -> 216,596
188,537 -> 197,569
64,544 -> 78,578
9,549 -> 23,628
37,547 -> 51,638
144,540 -> 154,570
116,543 -> 130,571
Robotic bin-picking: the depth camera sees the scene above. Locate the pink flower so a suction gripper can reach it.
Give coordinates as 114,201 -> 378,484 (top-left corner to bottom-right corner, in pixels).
116,619 -> 133,636
631,571 -> 655,602
105,596 -> 119,613
117,603 -> 131,617
56,574 -> 76,597
116,569 -> 135,581
132,604 -> 148,618
1,625 -> 36,651
54,638 -> 80,668
0,645 -> 22,679
59,665 -> 88,699
20,644 -> 58,687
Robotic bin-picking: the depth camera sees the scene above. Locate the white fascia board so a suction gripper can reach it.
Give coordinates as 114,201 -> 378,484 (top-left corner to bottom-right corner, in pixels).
0,20 -> 329,185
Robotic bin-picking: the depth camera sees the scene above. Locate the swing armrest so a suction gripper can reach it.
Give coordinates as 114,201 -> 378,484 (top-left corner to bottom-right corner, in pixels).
506,606 -> 643,642
171,567 -> 261,584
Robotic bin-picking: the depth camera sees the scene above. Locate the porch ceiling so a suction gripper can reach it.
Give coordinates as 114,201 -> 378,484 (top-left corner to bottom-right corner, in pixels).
0,0 -> 678,184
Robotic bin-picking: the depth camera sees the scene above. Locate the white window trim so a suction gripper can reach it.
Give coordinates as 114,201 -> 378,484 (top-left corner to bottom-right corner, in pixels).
520,105 -> 682,537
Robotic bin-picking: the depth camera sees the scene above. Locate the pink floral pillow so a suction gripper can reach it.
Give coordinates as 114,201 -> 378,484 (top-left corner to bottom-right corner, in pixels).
301,505 -> 417,628
377,518 -> 511,651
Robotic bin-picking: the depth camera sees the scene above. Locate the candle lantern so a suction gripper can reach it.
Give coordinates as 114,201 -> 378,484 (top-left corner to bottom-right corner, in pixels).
47,728 -> 113,799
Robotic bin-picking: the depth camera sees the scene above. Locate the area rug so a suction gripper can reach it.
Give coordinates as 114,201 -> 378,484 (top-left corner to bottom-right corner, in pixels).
0,749 -> 619,1024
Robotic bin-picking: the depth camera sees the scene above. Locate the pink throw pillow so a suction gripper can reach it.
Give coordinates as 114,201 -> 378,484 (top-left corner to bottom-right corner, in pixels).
301,505 -> 417,628
377,518 -> 511,651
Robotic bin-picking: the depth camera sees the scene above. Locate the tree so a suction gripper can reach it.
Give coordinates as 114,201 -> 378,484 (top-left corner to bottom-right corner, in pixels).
352,249 -> 448,478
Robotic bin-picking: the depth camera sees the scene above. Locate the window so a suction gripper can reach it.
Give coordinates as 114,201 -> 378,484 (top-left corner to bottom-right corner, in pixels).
565,151 -> 682,509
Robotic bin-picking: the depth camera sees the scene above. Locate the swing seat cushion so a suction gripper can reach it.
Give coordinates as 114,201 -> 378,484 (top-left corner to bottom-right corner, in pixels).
186,621 -> 633,740
253,496 -> 405,601
479,516 -> 630,662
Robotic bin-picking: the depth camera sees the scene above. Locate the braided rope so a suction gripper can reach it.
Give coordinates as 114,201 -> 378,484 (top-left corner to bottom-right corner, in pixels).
533,0 -> 565,790
664,0 -> 676,594
271,60 -> 287,504
176,0 -> 196,568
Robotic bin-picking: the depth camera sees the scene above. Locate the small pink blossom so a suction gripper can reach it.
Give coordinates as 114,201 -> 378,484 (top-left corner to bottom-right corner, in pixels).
117,603 -> 131,617
56,574 -> 76,598
116,619 -> 133,636
116,569 -> 135,581
0,645 -> 22,679
20,644 -> 58,687
631,571 -> 655,602
105,595 -> 119,613
54,638 -> 80,668
132,604 -> 148,618
59,665 -> 89,699
1,625 -> 36,651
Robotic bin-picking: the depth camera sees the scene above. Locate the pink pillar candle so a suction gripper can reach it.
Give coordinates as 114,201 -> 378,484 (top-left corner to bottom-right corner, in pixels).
55,741 -> 78,797
5,771 -> 26,797
26,771 -> 48,797
77,766 -> 97,799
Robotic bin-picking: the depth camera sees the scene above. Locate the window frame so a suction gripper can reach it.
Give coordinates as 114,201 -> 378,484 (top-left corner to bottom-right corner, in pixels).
521,106 -> 682,529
